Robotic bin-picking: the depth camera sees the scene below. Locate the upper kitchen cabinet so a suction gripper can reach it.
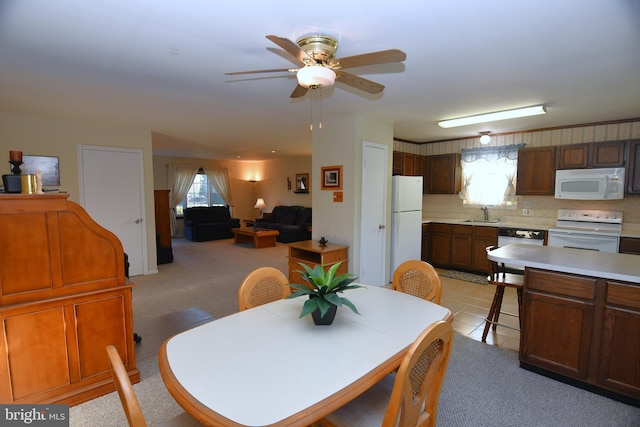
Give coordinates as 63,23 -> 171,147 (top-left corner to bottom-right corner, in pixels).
392,151 -> 403,175
424,153 -> 461,194
557,140 -> 626,169
392,152 -> 425,177
591,140 -> 625,168
516,146 -> 556,195
557,143 -> 590,169
626,139 -> 640,195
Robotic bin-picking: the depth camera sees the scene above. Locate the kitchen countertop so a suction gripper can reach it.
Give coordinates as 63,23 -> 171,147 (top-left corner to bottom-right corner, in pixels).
487,243 -> 640,283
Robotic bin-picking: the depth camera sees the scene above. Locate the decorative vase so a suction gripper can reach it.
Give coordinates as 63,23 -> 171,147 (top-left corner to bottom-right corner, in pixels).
311,303 -> 337,325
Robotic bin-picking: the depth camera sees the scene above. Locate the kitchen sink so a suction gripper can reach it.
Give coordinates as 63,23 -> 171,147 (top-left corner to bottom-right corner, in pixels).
462,219 -> 500,224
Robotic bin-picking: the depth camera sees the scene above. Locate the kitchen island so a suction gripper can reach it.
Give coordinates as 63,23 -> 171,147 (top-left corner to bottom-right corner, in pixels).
488,244 -> 640,405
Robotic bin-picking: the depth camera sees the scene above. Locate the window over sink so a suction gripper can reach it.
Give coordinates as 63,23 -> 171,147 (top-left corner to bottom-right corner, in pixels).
459,144 -> 523,207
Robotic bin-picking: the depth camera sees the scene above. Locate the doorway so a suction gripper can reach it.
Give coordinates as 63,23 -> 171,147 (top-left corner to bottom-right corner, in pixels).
359,141 -> 388,286
77,145 -> 147,276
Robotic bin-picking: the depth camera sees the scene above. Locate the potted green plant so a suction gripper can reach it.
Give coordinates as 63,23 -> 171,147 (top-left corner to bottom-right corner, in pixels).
287,260 -> 361,325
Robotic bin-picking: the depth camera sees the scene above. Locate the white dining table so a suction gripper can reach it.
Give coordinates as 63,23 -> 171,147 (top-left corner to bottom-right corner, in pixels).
158,284 -> 452,427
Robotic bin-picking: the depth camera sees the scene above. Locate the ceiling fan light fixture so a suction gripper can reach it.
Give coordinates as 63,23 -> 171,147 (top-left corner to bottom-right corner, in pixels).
297,65 -> 336,89
438,105 -> 546,128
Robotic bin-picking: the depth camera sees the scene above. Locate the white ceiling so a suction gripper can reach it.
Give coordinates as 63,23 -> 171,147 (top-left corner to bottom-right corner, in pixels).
1,0 -> 639,160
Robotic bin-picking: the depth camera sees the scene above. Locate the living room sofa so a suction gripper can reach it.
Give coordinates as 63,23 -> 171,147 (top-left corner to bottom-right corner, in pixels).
254,205 -> 312,243
184,206 -> 241,242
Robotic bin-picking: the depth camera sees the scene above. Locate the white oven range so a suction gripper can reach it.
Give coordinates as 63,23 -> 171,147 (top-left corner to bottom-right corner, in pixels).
547,209 -> 622,253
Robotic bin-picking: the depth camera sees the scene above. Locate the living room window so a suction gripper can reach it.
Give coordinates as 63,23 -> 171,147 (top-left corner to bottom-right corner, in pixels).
175,169 -> 224,216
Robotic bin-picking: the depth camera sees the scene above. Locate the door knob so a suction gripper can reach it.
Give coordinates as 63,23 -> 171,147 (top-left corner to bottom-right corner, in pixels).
379,224 -> 385,229
135,218 -> 143,224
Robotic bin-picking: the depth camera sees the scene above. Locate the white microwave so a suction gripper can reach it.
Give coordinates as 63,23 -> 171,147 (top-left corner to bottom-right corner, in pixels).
555,168 -> 625,200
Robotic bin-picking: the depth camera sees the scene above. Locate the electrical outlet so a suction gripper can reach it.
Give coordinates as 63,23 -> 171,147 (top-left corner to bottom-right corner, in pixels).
522,208 -> 531,216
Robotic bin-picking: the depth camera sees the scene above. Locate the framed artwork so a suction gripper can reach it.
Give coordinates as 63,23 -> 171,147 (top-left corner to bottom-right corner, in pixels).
295,173 -> 309,193
321,165 -> 342,190
22,155 -> 60,186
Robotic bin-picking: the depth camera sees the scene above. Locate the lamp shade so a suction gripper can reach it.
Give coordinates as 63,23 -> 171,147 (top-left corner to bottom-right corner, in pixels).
296,65 -> 336,88
254,198 -> 266,209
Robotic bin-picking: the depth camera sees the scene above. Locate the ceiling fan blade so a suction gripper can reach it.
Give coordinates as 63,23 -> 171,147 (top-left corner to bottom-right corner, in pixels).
266,35 -> 315,64
336,71 -> 385,94
225,68 -> 296,76
331,49 -> 407,69
290,84 -> 308,98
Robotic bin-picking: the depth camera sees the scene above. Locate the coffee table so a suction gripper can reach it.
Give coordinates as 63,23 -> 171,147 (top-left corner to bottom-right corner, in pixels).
232,227 -> 279,248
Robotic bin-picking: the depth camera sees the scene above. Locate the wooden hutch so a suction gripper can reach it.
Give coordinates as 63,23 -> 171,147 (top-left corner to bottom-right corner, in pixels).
0,194 -> 138,405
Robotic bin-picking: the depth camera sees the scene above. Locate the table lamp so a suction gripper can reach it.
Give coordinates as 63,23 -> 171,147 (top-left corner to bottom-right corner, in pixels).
254,198 -> 266,219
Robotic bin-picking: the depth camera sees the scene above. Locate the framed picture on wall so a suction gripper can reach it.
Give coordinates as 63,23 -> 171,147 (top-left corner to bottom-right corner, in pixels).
295,173 -> 310,193
321,165 -> 342,190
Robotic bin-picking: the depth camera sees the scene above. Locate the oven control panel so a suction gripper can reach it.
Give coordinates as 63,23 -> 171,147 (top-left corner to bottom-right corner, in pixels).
557,209 -> 623,224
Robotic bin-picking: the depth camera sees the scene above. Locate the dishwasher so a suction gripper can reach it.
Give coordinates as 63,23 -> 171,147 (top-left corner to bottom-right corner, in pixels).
497,227 -> 546,271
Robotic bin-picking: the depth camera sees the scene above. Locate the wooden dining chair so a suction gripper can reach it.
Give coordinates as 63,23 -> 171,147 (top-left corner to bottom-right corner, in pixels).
481,246 -> 525,342
391,260 -> 442,304
314,320 -> 454,427
237,266 -> 290,311
106,345 -> 202,427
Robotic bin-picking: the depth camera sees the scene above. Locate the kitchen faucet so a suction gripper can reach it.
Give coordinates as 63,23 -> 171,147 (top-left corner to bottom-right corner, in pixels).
481,206 -> 489,221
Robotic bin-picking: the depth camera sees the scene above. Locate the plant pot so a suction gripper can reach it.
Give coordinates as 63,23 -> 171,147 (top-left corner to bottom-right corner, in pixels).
311,304 -> 337,325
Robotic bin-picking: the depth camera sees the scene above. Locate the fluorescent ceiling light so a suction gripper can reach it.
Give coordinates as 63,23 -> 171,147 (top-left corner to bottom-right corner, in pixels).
438,105 -> 546,128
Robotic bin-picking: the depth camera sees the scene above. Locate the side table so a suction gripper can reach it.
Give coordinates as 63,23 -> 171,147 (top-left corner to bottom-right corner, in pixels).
287,240 -> 349,283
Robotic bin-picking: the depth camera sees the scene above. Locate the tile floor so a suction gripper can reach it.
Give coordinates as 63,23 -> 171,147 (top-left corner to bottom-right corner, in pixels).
437,269 -> 521,352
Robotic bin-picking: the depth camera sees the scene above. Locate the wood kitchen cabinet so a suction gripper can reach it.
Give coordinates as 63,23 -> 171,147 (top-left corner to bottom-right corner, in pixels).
598,281 -> 640,398
521,269 -> 596,380
619,236 -> 640,254
426,222 -> 497,273
428,223 -> 451,267
626,139 -> 640,195
392,152 -> 425,177
424,153 -> 461,194
392,151 -> 403,175
450,225 -> 472,269
557,140 -> 626,169
591,140 -> 626,167
521,268 -> 640,402
516,146 -> 556,195
471,226 -> 498,273
421,223 -> 429,261
557,143 -> 590,169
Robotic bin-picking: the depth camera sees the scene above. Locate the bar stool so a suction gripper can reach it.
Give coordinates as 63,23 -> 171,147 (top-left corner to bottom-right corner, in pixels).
482,246 -> 525,342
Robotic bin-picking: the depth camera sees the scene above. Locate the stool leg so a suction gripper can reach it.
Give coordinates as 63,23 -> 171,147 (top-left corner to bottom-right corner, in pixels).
482,286 -> 502,342
516,287 -> 523,330
492,286 -> 506,330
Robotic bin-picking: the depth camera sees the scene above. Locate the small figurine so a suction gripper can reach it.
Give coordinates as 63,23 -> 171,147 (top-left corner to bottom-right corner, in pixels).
35,169 -> 44,194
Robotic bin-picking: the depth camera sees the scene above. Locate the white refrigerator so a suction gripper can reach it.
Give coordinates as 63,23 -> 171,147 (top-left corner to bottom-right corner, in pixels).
390,175 -> 423,282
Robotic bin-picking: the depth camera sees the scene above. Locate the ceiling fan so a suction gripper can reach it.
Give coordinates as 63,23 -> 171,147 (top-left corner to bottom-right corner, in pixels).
226,35 -> 407,98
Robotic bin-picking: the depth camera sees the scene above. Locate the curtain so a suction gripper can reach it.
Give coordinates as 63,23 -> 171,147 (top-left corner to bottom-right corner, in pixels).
202,165 -> 234,216
168,163 -> 199,236
459,144 -> 524,206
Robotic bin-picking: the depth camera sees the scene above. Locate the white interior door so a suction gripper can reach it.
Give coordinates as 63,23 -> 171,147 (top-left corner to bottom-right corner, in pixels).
359,141 -> 388,286
78,145 -> 147,276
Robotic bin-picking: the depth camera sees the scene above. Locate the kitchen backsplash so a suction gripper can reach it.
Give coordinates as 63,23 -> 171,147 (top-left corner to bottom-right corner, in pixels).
421,193 -> 640,233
